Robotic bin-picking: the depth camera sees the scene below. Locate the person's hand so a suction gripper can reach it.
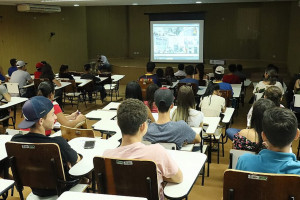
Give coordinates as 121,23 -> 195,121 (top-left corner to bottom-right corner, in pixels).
76,114 -> 86,121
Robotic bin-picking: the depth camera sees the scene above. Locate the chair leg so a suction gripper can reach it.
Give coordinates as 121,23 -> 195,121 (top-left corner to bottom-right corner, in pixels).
201,161 -> 205,186
217,139 -> 220,164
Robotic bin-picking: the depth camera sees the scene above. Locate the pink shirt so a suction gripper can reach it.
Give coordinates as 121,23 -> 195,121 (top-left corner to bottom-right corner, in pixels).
103,142 -> 179,199
144,101 -> 158,113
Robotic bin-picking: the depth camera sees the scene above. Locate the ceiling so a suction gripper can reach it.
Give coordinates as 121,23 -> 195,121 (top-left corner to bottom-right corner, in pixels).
0,0 -> 295,7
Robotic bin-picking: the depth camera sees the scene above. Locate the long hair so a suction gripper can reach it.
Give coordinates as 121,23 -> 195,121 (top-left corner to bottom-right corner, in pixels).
264,65 -> 278,85
125,81 -> 143,101
146,83 -> 159,110
172,86 -> 195,123
201,81 -> 220,106
40,64 -> 55,80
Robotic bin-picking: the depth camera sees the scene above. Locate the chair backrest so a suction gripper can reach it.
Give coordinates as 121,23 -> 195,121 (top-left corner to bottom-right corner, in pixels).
5,142 -> 65,190
177,82 -> 198,96
138,79 -> 154,101
60,125 -> 95,141
34,78 -> 49,90
61,79 -> 77,93
5,83 -> 20,96
219,90 -> 232,107
229,149 -> 255,169
294,94 -> 300,108
223,169 -> 300,200
93,157 -> 159,200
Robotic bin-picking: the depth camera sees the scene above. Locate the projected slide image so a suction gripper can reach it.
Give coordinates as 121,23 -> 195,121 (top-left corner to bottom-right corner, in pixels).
153,24 -> 199,61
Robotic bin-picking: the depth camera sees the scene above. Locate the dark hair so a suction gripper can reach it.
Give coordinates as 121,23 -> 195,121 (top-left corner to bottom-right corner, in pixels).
195,63 -> 204,80
263,107 -> 297,148
59,65 -> 69,74
156,68 -> 164,78
185,65 -> 194,76
146,62 -> 155,73
117,98 -> 148,135
40,64 -> 55,81
264,86 -> 282,107
146,83 -> 159,111
165,66 -> 175,77
264,65 -> 278,85
202,81 -> 219,99
41,61 -> 48,65
236,64 -> 243,71
228,64 -> 237,73
10,58 -> 17,66
125,81 -> 143,101
214,73 -> 224,81
251,98 -> 276,152
37,81 -> 55,98
84,64 -> 91,71
178,63 -> 184,70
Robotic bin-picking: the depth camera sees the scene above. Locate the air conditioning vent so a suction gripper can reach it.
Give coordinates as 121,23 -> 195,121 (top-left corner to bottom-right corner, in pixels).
17,4 -> 61,13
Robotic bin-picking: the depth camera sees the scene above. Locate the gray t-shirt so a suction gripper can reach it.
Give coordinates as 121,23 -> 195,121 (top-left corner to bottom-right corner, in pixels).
9,70 -> 32,96
143,120 -> 196,150
0,85 -> 8,100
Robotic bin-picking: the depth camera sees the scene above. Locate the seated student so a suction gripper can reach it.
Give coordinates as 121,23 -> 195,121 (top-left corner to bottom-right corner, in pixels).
139,62 -> 161,86
11,96 -> 81,197
179,65 -> 199,88
193,63 -> 206,86
156,68 -> 171,85
172,85 -> 204,127
59,64 -> 74,80
200,82 -> 226,117
143,88 -> 201,150
174,63 -> 186,77
0,66 -> 8,82
233,99 -> 276,152
125,81 -> 155,122
165,66 -> 177,83
103,98 -> 182,200
8,58 -> 17,77
144,83 -> 159,113
40,63 -> 61,87
37,81 -> 86,136
81,64 -> 106,101
214,66 -> 233,95
234,64 -> 246,81
34,62 -> 44,79
236,107 -> 300,174
222,64 -> 241,84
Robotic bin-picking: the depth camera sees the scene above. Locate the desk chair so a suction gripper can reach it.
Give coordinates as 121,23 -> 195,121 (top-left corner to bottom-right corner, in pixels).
5,142 -> 87,200
138,79 -> 154,101
100,73 -> 118,102
0,179 -> 14,200
219,90 -> 232,107
61,79 -> 83,109
223,169 -> 300,200
4,83 -> 20,97
33,78 -> 49,91
93,157 -> 159,200
60,125 -> 95,141
228,149 -> 255,169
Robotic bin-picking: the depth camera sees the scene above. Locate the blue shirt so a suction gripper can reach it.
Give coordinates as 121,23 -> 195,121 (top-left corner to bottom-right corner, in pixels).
8,66 -> 17,76
179,78 -> 199,88
0,74 -> 5,81
139,74 -> 161,87
236,149 -> 300,175
143,121 -> 196,150
218,82 -> 233,95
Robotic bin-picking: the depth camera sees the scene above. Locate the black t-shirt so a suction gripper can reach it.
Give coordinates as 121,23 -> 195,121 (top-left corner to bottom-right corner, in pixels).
11,133 -> 78,196
81,73 -> 100,84
59,73 -> 74,80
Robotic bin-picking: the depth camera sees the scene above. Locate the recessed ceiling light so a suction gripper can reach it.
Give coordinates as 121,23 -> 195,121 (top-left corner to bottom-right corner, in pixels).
196,1 -> 202,3
132,3 -> 138,5
74,4 -> 79,6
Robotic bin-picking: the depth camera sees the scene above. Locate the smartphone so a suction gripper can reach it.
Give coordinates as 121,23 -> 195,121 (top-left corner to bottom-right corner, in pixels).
84,141 -> 95,149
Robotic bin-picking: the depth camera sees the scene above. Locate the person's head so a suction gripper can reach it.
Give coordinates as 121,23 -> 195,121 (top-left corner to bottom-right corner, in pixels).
173,86 -> 195,123
10,58 -> 17,66
146,62 -> 156,73
264,65 -> 278,84
236,64 -> 243,72
262,107 -> 299,149
41,61 -> 48,65
146,83 -> 159,110
156,68 -> 164,78
18,96 -> 56,132
228,64 -> 237,73
165,66 -> 174,77
84,64 -> 91,72
117,98 -> 148,136
16,60 -> 27,70
178,63 -> 184,71
185,65 -> 194,76
40,63 -> 54,77
154,88 -> 174,113
35,62 -> 44,72
202,81 -> 220,99
214,66 -> 224,80
125,81 -> 143,101
37,81 -> 55,100
264,86 -> 282,107
195,63 -> 204,80
59,64 -> 69,74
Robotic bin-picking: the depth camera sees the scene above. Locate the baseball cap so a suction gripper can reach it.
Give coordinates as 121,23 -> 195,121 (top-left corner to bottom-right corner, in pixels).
16,60 -> 27,68
215,66 -> 224,75
18,96 -> 54,129
154,88 -> 174,109
35,62 -> 44,69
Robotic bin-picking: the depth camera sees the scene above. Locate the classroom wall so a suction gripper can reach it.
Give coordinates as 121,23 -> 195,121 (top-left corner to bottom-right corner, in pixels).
287,2 -> 300,75
0,6 -> 88,74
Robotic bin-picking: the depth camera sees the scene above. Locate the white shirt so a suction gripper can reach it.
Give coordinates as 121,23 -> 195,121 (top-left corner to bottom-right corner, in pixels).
253,81 -> 284,94
187,109 -> 204,127
200,95 -> 225,117
174,70 -> 186,77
